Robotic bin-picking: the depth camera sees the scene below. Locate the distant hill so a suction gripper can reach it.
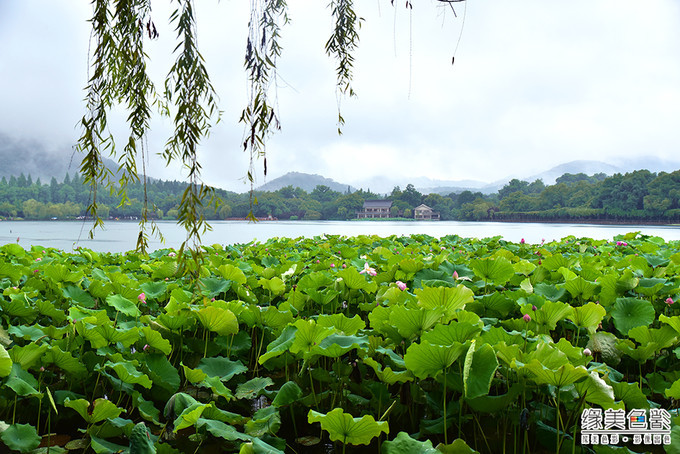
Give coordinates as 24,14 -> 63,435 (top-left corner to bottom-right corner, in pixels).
256,172 -> 356,193
0,133 -> 141,183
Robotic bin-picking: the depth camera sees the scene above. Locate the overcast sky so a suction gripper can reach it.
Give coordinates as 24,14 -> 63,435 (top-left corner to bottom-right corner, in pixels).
1,1 -> 679,193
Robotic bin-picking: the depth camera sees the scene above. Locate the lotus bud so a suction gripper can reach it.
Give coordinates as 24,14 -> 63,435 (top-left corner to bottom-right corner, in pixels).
583,348 -> 592,356
532,305 -> 537,311
330,263 -> 335,268
453,271 -> 459,280
523,314 -> 531,322
396,281 -> 407,291
666,297 -> 675,305
520,238 -> 525,244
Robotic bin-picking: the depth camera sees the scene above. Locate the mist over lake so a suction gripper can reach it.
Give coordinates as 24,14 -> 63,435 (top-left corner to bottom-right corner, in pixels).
2,220 -> 679,253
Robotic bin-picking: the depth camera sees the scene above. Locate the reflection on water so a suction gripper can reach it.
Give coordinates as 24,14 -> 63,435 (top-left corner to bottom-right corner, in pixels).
0,219 -> 678,253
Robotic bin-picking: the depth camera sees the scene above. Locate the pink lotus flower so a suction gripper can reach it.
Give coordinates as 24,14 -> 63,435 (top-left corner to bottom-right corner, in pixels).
452,271 -> 459,280
583,348 -> 592,356
168,252 -> 176,257
138,293 -> 146,301
342,264 -> 347,268
396,281 -> 407,291
359,262 -> 377,277
666,297 -> 675,305
35,257 -> 42,262
520,238 -> 525,244
523,314 -> 531,322
330,263 -> 335,268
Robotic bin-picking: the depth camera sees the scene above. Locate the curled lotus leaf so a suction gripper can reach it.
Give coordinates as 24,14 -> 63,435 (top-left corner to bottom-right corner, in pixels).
307,408 -> 389,446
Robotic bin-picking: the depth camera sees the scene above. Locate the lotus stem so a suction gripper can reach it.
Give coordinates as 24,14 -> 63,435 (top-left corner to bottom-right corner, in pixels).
443,367 -> 448,445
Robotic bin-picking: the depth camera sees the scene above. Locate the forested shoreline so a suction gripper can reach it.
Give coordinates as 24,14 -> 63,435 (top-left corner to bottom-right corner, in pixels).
0,169 -> 679,223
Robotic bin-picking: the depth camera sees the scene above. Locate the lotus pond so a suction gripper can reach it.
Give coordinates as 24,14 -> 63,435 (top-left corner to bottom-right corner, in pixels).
1,232 -> 680,453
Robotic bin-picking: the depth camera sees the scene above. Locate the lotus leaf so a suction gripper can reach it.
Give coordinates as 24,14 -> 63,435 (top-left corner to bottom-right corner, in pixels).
195,305 -> 238,336
236,377 -> 274,399
611,298 -> 655,335
258,325 -> 297,364
6,363 -> 42,397
313,334 -> 369,358
404,341 -> 467,379
523,359 -> 589,388
463,341 -> 498,399
529,300 -> 574,331
196,418 -> 251,441
562,276 -> 599,301
434,438 -> 479,453
65,397 -> 123,424
141,326 -> 172,355
0,423 -> 41,453
199,276 -> 232,298
415,285 -> 473,320
470,257 -> 515,286
42,346 -> 87,375
102,360 -> 153,388
389,306 -> 444,340
0,344 -> 11,377
132,391 -> 161,424
421,321 -> 481,345
586,332 -> 622,365
609,381 -> 650,410
317,313 -> 365,335
307,408 -> 389,445
62,285 -> 96,308
197,356 -> 247,382
259,277 -> 286,296
571,302 -> 606,334
245,406 -> 281,437
144,353 -> 180,393
363,357 -> 413,384
272,381 -> 302,407
381,431 -> 438,454
573,371 -> 618,409
289,319 -> 332,356
9,343 -> 47,369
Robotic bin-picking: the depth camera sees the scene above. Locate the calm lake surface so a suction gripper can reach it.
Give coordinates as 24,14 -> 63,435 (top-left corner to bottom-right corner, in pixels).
1,220 -> 679,253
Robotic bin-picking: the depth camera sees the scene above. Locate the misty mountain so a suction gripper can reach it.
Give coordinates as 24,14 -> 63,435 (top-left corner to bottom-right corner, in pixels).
0,133 -> 140,183
256,172 -> 356,194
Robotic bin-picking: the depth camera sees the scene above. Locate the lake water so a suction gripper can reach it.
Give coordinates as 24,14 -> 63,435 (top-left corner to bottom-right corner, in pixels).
1,220 -> 679,253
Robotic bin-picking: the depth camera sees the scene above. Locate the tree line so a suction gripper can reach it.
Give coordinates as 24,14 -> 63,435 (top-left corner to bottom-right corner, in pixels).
1,169 -> 679,223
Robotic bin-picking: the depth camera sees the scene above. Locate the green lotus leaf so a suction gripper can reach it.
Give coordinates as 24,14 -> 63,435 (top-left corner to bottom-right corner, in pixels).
610,381 -> 650,410
521,342 -> 569,370
151,261 -> 177,280
494,342 -> 523,368
529,300 -> 574,331
260,306 -> 294,332
239,438 -> 286,454
313,334 -> 370,358
421,321 -> 481,346
399,258 -> 424,274
390,306 -> 444,340
86,324 -> 140,348
616,338 -> 659,362
431,438 -> 479,453
197,357 -> 247,382
635,277 -> 667,298
65,397 -> 123,424
156,313 -> 194,332
523,359 -> 589,388
317,313 -> 365,335
533,283 -> 566,302
43,264 -> 83,283
628,325 -> 677,350
308,408 -> 389,446
9,343 -> 47,370
144,353 -> 180,393
463,341 -> 498,399
198,276 -> 232,298
140,280 -> 168,300
195,305 -> 238,336
36,299 -> 67,324
477,292 -> 515,317
173,402 -> 211,432
611,298 -> 655,336
381,431 -> 438,454
199,375 -> 235,401
513,260 -> 536,276
103,360 -> 153,388
479,327 -> 523,348
141,326 -> 172,355
540,254 -> 570,271
586,331 -> 622,365
105,294 -> 141,317
337,267 -> 377,291
363,357 -> 413,385
0,423 -> 41,453
132,391 -> 161,425
217,264 -> 247,284
0,261 -> 24,284
258,325 -> 297,364
404,341 -> 466,379
6,363 -> 41,397
1,293 -> 37,322
466,383 -> 522,414
562,276 -> 599,301
415,285 -> 474,320
519,278 -> 533,294
236,377 -> 274,400
196,418 -> 251,441
245,406 -> 281,437
182,364 -> 208,383
289,319 -> 333,356
573,371 -> 618,409
660,314 -> 680,336
571,302 -> 606,334
8,324 -> 44,341
0,344 -> 11,377
272,381 -> 303,407
470,257 -> 515,286
665,378 -> 680,399
69,306 -> 109,325
62,285 -> 96,308
259,277 -> 286,296
42,346 -> 87,375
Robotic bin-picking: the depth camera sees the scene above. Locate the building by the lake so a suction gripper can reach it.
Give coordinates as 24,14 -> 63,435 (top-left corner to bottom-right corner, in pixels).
414,204 -> 440,220
357,200 -> 393,219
